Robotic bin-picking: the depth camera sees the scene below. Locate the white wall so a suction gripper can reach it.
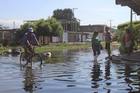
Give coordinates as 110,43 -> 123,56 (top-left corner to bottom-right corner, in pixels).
52,36 -> 60,43
63,32 -> 68,43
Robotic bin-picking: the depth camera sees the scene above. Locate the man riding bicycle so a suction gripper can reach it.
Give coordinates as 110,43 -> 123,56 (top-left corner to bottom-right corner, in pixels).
22,27 -> 40,58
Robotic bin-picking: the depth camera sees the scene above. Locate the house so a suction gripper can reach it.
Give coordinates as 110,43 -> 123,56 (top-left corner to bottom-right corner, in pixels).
59,19 -> 110,42
24,20 -> 111,43
61,23 -> 110,43
59,19 -> 81,43
79,25 -> 110,42
0,29 -> 17,45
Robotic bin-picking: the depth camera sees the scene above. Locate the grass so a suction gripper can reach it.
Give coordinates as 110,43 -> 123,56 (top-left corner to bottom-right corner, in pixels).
0,43 -> 91,54
0,47 -> 8,54
35,43 -> 91,53
0,42 -> 121,54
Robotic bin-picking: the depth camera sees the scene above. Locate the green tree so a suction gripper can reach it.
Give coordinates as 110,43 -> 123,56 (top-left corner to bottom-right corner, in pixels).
35,19 -> 52,36
52,8 -> 80,32
117,21 -> 140,54
47,17 -> 63,36
15,17 -> 63,45
53,8 -> 74,20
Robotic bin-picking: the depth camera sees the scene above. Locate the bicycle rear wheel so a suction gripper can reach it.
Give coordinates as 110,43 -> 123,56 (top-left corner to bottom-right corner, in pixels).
31,53 -> 42,66
20,52 -> 28,67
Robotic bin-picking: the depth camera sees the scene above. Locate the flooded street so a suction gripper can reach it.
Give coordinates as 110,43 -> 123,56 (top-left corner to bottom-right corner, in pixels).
0,48 -> 140,93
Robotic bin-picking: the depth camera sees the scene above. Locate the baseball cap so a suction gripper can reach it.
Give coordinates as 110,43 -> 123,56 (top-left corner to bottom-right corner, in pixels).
28,27 -> 33,32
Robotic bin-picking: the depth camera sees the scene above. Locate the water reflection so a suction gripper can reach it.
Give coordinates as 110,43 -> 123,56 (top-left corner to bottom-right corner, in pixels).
115,62 -> 140,93
91,61 -> 102,92
2,49 -> 140,93
23,66 -> 34,92
23,66 -> 42,93
105,61 -> 111,80
124,64 -> 133,92
104,61 -> 111,93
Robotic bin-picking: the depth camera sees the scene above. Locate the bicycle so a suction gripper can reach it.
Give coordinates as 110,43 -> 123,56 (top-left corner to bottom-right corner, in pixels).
20,49 -> 43,68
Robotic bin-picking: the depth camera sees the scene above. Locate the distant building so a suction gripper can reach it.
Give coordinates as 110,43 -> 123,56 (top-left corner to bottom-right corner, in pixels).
79,25 -> 110,41
24,20 -> 111,43
0,29 -> 17,44
59,19 -> 82,42
61,24 -> 110,43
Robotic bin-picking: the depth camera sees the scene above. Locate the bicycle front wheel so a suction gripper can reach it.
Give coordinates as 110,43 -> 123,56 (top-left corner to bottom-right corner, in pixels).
31,53 -> 42,66
20,52 -> 28,67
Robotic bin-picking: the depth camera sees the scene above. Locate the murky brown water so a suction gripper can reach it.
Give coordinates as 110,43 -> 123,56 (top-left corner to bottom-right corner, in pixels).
0,48 -> 140,93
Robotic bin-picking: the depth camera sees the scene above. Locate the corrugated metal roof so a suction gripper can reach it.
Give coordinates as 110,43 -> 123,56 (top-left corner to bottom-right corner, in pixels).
116,0 -> 140,15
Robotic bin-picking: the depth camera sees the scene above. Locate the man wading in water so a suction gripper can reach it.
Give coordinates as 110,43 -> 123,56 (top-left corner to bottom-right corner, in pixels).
104,27 -> 112,59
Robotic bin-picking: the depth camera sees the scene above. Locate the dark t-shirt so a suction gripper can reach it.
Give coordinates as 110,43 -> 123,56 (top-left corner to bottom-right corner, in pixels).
105,32 -> 111,42
21,32 -> 38,46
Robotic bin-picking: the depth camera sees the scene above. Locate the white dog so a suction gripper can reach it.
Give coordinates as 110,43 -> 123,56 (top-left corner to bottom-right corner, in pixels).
43,52 -> 52,58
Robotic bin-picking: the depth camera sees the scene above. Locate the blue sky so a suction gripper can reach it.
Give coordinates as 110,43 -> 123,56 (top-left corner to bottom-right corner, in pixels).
0,0 -> 139,28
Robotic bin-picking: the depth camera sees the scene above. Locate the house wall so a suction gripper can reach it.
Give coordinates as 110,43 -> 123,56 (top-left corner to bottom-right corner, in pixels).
68,33 -> 77,42
80,25 -> 109,41
82,35 -> 87,42
52,36 -> 60,43
38,36 -> 50,44
0,29 -> 16,44
68,33 -> 82,42
63,32 -> 68,43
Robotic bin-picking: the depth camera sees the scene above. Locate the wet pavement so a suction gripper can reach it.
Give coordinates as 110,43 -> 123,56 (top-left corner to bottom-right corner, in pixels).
0,48 -> 140,93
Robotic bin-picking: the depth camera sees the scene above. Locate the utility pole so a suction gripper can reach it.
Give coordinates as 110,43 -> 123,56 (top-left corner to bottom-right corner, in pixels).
13,21 -> 15,29
72,8 -> 78,32
130,8 -> 133,29
109,20 -> 112,32
72,8 -> 78,17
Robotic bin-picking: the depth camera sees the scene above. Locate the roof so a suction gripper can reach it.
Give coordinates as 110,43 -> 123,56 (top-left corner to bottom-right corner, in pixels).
116,0 -> 140,15
0,29 -> 18,32
80,25 -> 108,33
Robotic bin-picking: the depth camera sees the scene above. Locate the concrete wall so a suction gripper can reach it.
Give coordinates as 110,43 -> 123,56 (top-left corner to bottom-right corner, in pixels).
63,32 -> 68,43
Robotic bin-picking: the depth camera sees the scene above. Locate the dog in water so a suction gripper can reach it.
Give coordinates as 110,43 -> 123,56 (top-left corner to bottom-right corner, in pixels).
43,52 -> 52,58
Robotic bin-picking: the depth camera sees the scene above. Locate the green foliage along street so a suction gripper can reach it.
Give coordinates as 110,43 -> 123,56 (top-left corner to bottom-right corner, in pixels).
15,17 -> 64,44
115,21 -> 140,54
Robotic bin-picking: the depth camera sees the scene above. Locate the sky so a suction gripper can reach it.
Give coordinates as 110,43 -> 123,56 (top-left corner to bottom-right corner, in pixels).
0,0 -> 139,28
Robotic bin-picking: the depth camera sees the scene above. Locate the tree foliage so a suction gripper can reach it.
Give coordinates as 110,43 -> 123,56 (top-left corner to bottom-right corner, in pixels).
35,19 -> 52,36
15,17 -> 63,44
47,17 -> 63,36
52,8 -> 80,32
117,21 -> 140,42
53,8 -> 74,20
116,21 -> 140,53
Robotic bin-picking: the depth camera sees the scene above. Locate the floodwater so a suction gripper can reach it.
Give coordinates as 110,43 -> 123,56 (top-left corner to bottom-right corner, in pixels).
0,48 -> 140,93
